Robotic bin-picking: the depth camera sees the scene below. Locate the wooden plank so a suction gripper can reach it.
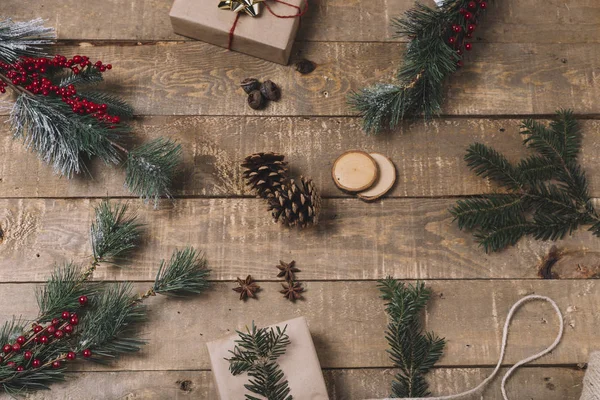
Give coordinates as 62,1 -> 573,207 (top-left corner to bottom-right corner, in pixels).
0,42 -> 593,117
2,198 -> 600,282
3,0 -> 599,43
14,367 -> 585,399
0,280 -> 596,370
2,117 -> 600,199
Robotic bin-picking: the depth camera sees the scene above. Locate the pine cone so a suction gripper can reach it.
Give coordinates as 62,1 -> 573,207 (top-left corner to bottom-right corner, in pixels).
241,152 -> 289,198
268,177 -> 321,228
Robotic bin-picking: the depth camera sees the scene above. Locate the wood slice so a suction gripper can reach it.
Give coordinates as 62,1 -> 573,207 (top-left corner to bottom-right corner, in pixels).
332,151 -> 379,192
357,153 -> 396,201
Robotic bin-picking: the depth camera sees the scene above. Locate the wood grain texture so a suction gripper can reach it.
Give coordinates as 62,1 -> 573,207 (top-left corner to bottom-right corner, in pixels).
12,367 -> 583,399
2,198 -> 600,282
3,0 -> 599,43
0,280 -> 596,370
3,118 -> 600,199
0,42 -> 591,117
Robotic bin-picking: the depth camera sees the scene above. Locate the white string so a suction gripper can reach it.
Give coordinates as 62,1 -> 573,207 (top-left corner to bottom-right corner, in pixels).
367,295 -> 564,400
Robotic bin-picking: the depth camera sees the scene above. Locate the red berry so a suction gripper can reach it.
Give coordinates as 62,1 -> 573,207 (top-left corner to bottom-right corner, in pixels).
448,37 -> 457,44
72,67 -> 80,75
39,336 -> 49,345
468,1 -> 477,9
465,42 -> 473,51
464,12 -> 473,19
52,360 -> 61,369
64,325 -> 74,334
24,351 -> 33,360
6,361 -> 15,368
62,311 -> 71,320
480,1 -> 487,8
106,64 -> 112,70
82,349 -> 92,358
73,55 -> 82,63
67,351 -> 76,360
54,330 -> 64,339
16,336 -> 26,345
457,60 -> 464,67
457,49 -> 464,55
453,25 -> 462,33
95,61 -> 103,67
459,8 -> 466,14
468,24 -> 476,32
2,344 -> 12,354
16,366 -> 24,372
113,116 -> 121,124
47,326 -> 56,335
466,33 -> 473,39
70,316 -> 79,326
12,343 -> 21,353
52,318 -> 60,326
32,359 -> 41,368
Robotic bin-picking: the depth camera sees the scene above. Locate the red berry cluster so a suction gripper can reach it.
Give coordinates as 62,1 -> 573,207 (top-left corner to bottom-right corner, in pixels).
0,295 -> 93,372
0,55 -> 120,126
447,0 -> 488,67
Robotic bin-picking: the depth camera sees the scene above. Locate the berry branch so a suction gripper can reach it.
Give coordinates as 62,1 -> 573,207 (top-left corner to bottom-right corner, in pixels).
0,18 -> 182,205
349,0 -> 490,134
0,200 -> 212,395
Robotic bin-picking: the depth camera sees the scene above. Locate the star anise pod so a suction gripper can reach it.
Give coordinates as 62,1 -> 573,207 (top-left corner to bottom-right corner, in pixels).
276,260 -> 300,281
280,281 -> 304,301
233,275 -> 260,300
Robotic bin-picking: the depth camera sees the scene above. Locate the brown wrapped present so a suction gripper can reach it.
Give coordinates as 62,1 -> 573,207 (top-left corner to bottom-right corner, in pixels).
169,0 -> 306,65
206,316 -> 329,399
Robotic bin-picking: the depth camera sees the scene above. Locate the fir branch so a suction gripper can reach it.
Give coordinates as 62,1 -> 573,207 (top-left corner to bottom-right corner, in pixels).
35,263 -> 98,323
77,91 -> 135,118
377,278 -> 445,398
10,94 -> 127,178
453,110 -> 600,252
125,138 -> 182,205
152,248 -> 211,297
0,18 -> 55,64
227,323 -> 292,400
90,200 -> 143,264
58,65 -> 104,87
349,0 -> 488,134
465,143 -> 523,190
76,282 -> 147,363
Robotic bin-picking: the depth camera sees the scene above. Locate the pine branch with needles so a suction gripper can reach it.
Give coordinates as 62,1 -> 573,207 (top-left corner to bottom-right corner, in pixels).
451,110 -> 600,252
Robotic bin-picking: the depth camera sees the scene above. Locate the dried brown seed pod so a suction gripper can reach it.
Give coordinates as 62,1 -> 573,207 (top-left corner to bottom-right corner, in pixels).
241,78 -> 261,94
260,80 -> 281,101
295,59 -> 316,74
248,90 -> 266,110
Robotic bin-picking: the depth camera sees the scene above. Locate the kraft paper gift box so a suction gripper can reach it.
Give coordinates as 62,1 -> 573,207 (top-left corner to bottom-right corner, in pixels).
169,0 -> 306,65
206,316 -> 329,399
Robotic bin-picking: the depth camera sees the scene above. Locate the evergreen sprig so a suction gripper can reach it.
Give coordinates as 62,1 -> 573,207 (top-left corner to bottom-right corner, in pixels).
1,19 -> 182,203
125,138 -> 182,205
0,201 -> 211,396
451,110 -> 600,252
152,247 -> 211,296
377,278 -> 445,398
349,0 -> 489,134
90,200 -> 143,264
227,323 -> 293,400
0,18 -> 55,64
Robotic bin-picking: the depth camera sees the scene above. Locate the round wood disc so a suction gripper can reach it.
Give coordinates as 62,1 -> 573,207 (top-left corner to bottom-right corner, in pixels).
357,153 -> 396,201
332,151 -> 379,192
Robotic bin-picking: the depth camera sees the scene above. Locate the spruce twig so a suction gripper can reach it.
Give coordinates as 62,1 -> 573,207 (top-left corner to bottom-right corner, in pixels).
451,110 -> 600,252
377,278 -> 445,398
349,0 -> 490,134
227,322 -> 293,400
151,247 -> 211,297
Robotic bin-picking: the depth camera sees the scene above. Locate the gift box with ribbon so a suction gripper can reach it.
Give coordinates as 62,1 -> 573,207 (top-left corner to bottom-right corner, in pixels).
169,0 -> 307,65
206,316 -> 329,399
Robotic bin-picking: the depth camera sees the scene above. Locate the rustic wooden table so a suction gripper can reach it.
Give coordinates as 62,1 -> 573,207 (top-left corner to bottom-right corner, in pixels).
1,0 -> 599,399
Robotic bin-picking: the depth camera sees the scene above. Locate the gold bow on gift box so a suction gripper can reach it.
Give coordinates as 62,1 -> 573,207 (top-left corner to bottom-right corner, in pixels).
218,0 -> 265,17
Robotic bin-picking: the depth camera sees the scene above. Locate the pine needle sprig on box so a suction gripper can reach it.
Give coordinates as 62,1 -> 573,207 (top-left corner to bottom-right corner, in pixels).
227,322 -> 293,400
0,18 -> 182,205
451,110 -> 600,252
377,278 -> 445,398
349,0 -> 490,134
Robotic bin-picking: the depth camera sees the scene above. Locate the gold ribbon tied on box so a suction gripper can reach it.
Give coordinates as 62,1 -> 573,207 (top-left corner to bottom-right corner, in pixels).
218,0 -> 265,17
219,0 -> 309,50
